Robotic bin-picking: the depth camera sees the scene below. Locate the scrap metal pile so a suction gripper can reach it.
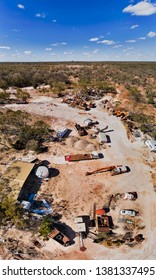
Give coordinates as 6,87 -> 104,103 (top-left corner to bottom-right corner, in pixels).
62,95 -> 96,110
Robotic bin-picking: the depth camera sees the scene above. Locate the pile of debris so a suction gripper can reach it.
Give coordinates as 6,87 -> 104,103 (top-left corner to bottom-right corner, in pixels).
62,95 -> 96,110
1,237 -> 44,260
75,123 -> 88,136
113,192 -> 138,202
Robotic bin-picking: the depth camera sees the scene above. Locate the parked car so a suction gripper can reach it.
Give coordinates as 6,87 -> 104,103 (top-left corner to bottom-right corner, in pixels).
110,165 -> 130,176
98,132 -> 108,144
123,192 -> 138,200
145,139 -> 156,152
120,209 -> 138,217
56,128 -> 69,139
83,118 -> 98,127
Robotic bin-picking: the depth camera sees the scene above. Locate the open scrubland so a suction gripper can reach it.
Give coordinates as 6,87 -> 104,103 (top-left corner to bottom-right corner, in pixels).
0,62 -> 156,260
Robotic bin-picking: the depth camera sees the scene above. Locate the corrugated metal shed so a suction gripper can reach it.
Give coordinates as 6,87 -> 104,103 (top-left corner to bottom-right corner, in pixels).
2,161 -> 35,200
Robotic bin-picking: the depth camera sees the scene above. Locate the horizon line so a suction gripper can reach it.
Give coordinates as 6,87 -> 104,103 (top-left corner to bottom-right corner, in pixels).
0,60 -> 156,63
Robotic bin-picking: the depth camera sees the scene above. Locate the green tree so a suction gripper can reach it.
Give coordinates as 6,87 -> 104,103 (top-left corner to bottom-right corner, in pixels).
0,195 -> 28,228
129,86 -> 143,103
0,91 -> 10,103
146,90 -> 155,105
16,88 -> 30,101
39,215 -> 54,237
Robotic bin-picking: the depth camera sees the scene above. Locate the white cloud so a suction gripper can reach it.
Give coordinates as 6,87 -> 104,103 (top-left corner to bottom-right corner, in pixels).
63,50 -> 73,55
89,37 -> 99,42
51,42 -> 67,46
113,45 -> 123,48
130,24 -> 139,29
0,54 -> 6,57
73,27 -> 79,31
52,19 -> 57,23
123,47 -> 134,51
123,1 -> 156,16
50,53 -> 55,56
126,39 -> 136,43
45,48 -> 52,51
24,50 -> 31,54
12,52 -> 20,57
12,29 -> 20,32
0,46 -> 11,49
97,40 -> 115,45
147,31 -> 156,37
17,4 -> 25,9
92,49 -> 99,54
138,36 -> 146,40
51,43 -> 58,46
35,13 -> 46,18
83,52 -> 92,58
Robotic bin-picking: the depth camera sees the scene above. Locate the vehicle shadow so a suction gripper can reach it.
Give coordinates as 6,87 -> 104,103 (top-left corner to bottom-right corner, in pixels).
126,166 -> 131,173
106,135 -> 111,143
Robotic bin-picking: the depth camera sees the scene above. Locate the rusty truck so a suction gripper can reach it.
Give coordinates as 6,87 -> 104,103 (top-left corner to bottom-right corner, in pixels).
86,165 -> 130,176
65,151 -> 100,162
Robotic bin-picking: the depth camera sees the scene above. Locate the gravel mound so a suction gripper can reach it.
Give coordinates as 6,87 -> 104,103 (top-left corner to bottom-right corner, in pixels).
66,136 -> 97,151
74,140 -> 89,150
85,143 -> 97,151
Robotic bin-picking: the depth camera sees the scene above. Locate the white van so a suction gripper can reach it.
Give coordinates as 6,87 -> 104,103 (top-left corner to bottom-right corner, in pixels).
98,132 -> 107,144
145,140 -> 156,152
56,128 -> 69,138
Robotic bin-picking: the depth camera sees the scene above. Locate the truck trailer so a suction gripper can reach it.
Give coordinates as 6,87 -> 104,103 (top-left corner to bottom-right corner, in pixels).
65,151 -> 100,162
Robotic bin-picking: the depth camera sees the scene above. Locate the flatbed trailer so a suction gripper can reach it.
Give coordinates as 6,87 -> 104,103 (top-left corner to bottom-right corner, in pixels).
65,151 -> 100,162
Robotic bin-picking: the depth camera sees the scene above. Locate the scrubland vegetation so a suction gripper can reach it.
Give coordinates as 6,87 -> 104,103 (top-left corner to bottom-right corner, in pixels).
0,61 -> 155,139
0,110 -> 50,152
0,61 -> 155,90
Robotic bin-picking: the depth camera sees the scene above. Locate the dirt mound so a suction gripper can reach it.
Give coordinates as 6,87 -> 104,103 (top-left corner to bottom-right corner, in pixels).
85,143 -> 97,151
66,137 -> 96,151
74,140 -> 92,150
66,136 -> 77,146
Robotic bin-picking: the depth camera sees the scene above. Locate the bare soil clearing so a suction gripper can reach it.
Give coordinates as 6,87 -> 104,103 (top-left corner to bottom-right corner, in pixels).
1,94 -> 156,260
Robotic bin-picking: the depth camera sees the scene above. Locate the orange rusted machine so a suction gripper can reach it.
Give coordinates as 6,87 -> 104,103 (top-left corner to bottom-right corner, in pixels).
86,165 -> 129,176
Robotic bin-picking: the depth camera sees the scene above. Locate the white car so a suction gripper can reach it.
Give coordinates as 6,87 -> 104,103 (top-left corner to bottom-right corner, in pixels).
120,209 -> 138,217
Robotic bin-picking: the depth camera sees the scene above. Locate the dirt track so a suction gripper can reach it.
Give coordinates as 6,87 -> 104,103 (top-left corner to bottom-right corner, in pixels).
3,96 -> 156,260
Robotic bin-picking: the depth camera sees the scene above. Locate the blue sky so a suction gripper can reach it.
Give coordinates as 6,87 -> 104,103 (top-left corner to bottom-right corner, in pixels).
0,0 -> 156,61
